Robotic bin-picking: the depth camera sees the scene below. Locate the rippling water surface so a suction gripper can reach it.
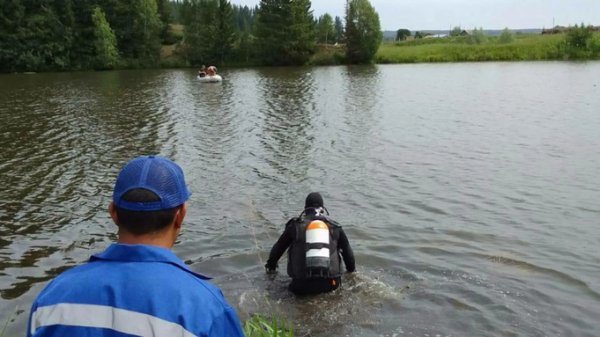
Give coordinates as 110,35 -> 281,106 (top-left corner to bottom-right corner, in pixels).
1,63 -> 600,336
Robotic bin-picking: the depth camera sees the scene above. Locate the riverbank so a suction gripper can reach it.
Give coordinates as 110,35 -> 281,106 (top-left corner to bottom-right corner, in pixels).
375,32 -> 600,63
157,31 -> 600,69
4,30 -> 600,74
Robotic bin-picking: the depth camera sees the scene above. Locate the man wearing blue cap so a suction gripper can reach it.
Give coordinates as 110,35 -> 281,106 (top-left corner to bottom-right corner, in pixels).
27,155 -> 244,337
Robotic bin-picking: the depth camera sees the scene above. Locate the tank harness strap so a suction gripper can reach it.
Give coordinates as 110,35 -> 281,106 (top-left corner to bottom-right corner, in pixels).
306,268 -> 328,278
306,242 -> 329,251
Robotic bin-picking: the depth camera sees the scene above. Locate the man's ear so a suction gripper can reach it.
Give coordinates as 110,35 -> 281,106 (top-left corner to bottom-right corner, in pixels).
108,202 -> 119,226
173,203 -> 187,229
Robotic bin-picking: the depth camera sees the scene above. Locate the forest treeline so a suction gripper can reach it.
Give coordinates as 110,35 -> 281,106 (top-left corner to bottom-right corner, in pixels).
0,0 -> 382,73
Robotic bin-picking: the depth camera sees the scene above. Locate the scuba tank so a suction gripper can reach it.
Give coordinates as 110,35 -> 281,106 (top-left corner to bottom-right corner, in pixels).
305,220 -> 330,275
287,206 -> 341,279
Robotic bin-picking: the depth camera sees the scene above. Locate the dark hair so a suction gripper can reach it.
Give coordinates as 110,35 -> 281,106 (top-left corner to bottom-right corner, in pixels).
115,189 -> 179,235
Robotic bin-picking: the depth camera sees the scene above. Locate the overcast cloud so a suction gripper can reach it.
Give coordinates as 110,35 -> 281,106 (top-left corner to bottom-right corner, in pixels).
229,0 -> 600,31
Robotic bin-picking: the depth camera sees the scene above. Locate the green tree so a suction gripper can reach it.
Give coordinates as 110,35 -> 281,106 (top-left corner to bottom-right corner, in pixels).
134,0 -> 163,64
232,4 -> 257,33
450,26 -> 462,37
6,0 -> 76,71
288,0 -> 316,63
253,0 -> 288,65
70,0 -> 98,70
396,28 -> 410,41
183,0 -> 235,66
345,0 -> 382,64
183,0 -> 215,65
0,0 -> 26,72
230,4 -> 257,62
214,0 -> 236,63
466,27 -> 487,44
564,24 -> 595,59
156,0 -> 172,42
498,27 -> 514,44
334,15 -> 344,43
91,6 -> 119,69
100,0 -> 162,66
316,13 -> 335,44
254,0 -> 315,65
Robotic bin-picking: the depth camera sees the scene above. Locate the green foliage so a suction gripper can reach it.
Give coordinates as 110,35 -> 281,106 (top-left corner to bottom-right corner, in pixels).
309,45 -> 345,65
563,24 -> 596,59
91,6 -> 119,69
591,34 -> 600,54
70,0 -> 97,70
565,24 -> 593,49
466,27 -> 487,44
214,0 -> 236,63
316,14 -> 336,44
0,0 -> 26,72
450,26 -> 462,37
377,33 -> 569,63
253,0 -> 316,66
345,0 -> 382,64
230,32 -> 255,64
156,0 -> 172,42
134,0 -> 163,64
162,24 -> 184,45
288,0 -> 316,63
232,4 -> 257,33
0,0 -> 75,72
498,28 -> 514,44
243,314 -> 293,337
183,0 -> 235,66
96,0 -> 163,67
183,0 -> 216,66
334,16 -> 344,43
396,29 -> 411,41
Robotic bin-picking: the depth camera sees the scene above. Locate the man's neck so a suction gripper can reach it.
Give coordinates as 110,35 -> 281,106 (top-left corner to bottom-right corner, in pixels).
117,231 -> 174,249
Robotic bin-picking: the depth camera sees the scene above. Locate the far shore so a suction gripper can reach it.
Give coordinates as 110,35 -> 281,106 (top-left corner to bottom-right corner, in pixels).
3,32 -> 599,75
157,31 -> 600,69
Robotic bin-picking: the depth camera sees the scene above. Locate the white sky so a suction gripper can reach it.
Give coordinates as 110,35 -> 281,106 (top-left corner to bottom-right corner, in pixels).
229,0 -> 600,31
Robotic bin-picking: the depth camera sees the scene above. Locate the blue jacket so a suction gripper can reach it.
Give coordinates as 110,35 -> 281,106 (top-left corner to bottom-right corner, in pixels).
27,244 -> 244,337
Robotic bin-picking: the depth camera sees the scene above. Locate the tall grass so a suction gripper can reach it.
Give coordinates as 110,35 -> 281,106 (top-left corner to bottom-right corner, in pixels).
243,314 -> 293,337
375,33 -> 600,63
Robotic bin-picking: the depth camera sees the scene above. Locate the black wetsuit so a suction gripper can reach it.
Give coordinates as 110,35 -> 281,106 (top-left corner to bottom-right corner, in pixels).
266,211 -> 355,295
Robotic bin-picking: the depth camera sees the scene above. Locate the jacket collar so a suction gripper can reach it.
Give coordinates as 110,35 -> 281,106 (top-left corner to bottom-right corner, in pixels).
91,243 -> 211,280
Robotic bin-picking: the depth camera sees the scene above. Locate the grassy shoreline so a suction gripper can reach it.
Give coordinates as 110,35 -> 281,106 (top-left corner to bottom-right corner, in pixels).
376,34 -> 566,63
374,33 -> 600,63
160,32 -> 600,69
6,32 -> 600,74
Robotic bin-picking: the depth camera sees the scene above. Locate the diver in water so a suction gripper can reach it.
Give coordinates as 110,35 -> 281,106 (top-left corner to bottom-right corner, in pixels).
265,192 -> 355,295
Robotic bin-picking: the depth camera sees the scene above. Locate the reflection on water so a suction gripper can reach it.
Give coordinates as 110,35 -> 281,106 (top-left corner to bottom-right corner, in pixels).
1,63 -> 600,336
258,67 -> 315,182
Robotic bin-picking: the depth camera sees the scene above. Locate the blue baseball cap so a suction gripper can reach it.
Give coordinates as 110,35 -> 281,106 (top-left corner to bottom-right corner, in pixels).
112,155 -> 191,211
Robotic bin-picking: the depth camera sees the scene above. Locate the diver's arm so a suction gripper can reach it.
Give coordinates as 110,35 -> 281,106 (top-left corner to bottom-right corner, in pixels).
265,223 -> 294,272
338,229 -> 356,272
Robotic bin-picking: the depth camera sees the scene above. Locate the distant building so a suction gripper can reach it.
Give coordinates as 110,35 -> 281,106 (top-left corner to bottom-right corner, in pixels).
542,26 -> 569,34
542,25 -> 600,34
425,34 -> 448,39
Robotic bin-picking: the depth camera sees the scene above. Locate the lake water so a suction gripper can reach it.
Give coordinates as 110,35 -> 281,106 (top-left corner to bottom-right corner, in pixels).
1,62 -> 599,337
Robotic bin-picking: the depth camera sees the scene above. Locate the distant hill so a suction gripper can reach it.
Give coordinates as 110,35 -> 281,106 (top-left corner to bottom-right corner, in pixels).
382,29 -> 543,41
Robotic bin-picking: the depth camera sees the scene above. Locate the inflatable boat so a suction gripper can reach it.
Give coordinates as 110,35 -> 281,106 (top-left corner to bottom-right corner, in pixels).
197,74 -> 222,83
